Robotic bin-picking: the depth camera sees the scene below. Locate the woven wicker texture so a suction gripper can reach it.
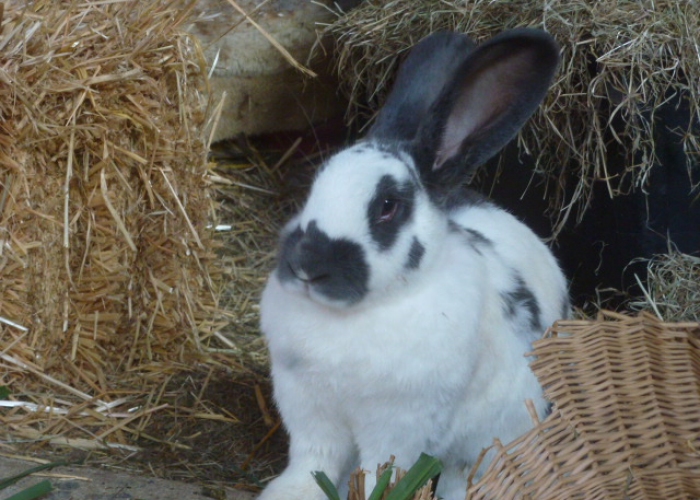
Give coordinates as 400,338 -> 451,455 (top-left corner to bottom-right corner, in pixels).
468,312 -> 700,500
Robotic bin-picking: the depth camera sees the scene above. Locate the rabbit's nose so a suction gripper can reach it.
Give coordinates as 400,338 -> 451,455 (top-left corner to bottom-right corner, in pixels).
287,241 -> 332,284
277,221 -> 333,288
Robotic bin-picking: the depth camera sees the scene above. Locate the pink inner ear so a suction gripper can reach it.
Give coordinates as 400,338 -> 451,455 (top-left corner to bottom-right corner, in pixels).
433,51 -> 533,171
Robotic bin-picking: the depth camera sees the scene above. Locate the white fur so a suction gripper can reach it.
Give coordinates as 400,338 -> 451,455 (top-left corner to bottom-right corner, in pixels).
259,146 -> 568,500
258,29 -> 566,500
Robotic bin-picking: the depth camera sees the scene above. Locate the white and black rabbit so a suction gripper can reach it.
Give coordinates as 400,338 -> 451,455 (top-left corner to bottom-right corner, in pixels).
259,29 -> 570,500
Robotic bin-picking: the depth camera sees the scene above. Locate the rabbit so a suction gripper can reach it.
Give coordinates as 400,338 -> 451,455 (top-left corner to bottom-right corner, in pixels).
258,29 -> 569,500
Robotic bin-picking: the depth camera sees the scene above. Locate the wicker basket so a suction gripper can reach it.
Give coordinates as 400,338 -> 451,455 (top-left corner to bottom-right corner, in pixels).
468,311 -> 700,500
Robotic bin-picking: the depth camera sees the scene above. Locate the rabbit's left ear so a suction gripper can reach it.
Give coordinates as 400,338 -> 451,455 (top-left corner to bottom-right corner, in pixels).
368,31 -> 475,143
412,29 -> 560,187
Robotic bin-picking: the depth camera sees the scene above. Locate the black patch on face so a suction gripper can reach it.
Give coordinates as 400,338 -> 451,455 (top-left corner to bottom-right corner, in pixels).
405,237 -> 425,269
367,175 -> 416,251
277,221 -> 370,305
502,273 -> 542,332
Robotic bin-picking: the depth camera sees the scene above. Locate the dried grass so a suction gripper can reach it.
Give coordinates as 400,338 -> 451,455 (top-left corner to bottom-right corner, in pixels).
629,251 -> 700,322
468,311 -> 700,500
0,0 -> 228,450
322,0 -> 700,234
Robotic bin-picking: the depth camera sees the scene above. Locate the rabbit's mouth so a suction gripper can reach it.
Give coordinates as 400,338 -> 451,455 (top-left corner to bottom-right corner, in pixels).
280,262 -> 367,310
286,265 -> 329,298
288,265 -> 330,286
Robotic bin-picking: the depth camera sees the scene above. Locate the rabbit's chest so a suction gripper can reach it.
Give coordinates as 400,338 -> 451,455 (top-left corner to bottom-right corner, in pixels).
265,277 -> 486,398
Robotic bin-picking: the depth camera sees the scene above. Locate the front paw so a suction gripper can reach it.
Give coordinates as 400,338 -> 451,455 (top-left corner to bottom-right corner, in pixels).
258,471 -> 328,500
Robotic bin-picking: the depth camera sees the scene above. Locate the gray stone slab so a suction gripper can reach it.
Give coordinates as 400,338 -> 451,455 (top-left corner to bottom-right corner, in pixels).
0,455 -> 256,500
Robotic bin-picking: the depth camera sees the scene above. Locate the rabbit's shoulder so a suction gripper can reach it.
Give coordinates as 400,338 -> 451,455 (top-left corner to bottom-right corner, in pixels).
448,202 -> 569,333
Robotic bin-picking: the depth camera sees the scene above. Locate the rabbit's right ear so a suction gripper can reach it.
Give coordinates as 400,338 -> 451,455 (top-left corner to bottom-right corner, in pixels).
411,29 -> 560,195
368,32 -> 475,143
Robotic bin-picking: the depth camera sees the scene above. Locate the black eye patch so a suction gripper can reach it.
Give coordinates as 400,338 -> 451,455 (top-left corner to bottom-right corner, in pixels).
367,175 -> 416,251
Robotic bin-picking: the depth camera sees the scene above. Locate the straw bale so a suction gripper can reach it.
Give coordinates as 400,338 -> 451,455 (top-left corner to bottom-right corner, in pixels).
629,251 -> 700,322
323,0 -> 700,233
0,0 -> 225,446
468,311 -> 700,500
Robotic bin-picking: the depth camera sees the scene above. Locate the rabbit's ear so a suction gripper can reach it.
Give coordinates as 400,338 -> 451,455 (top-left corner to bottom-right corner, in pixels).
412,29 -> 560,188
368,32 -> 475,143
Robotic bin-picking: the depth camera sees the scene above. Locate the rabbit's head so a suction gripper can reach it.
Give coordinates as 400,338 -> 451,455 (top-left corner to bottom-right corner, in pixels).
275,30 -> 560,309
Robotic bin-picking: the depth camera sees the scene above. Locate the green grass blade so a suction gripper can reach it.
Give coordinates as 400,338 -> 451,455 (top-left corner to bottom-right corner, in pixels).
312,471 -> 341,500
367,466 -> 394,500
0,461 -> 68,490
384,454 -> 442,500
5,480 -> 53,500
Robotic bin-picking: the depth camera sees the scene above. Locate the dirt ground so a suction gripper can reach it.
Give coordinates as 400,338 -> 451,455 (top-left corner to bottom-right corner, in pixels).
1,367 -> 290,497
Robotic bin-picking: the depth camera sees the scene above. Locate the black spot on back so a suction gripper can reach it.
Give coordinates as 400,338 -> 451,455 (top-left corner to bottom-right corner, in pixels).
367,175 -> 416,250
502,273 -> 542,333
405,237 -> 425,269
278,221 -> 370,305
465,228 -> 492,248
448,222 -> 493,255
544,401 -> 553,417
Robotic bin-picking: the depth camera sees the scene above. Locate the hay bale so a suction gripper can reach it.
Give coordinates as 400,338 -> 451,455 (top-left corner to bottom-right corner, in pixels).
0,0 -> 225,446
629,252 -> 700,322
323,0 -> 700,232
468,311 -> 700,500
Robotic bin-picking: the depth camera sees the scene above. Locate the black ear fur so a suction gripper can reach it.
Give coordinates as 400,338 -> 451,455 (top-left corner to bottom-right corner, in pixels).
411,29 -> 560,198
368,32 -> 475,143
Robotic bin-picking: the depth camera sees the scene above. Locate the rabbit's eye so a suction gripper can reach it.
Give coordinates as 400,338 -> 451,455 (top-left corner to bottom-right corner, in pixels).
379,198 -> 399,222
